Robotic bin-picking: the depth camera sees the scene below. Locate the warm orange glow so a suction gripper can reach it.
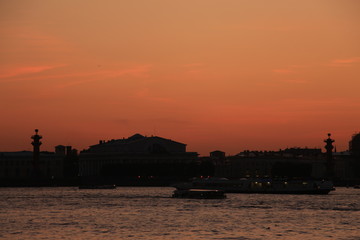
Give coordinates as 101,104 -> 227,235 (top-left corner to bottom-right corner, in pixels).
1,1 -> 359,155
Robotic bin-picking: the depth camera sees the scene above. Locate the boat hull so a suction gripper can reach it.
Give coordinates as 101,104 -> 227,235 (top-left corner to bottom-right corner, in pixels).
173,178 -> 335,195
172,189 -> 226,199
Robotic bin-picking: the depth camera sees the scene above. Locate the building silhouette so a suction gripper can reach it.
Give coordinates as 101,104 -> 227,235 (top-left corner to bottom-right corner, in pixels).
215,148 -> 323,179
1,130 -> 359,186
79,134 -> 199,185
349,133 -> 360,156
212,134 -> 360,185
0,130 -> 78,186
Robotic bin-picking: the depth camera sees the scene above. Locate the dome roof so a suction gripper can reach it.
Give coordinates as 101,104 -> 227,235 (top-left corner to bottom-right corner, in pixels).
352,133 -> 360,141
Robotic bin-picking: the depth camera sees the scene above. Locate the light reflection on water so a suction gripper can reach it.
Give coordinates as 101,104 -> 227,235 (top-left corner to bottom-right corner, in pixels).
0,187 -> 359,240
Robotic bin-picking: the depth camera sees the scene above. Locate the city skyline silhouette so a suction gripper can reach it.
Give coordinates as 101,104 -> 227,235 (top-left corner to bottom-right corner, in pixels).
1,129 -> 359,157
1,2 -> 360,240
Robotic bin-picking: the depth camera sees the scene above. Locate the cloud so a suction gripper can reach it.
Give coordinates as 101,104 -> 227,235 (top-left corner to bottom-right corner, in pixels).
272,64 -> 310,75
0,63 -> 151,87
333,57 -> 360,64
328,57 -> 360,67
57,65 -> 152,88
274,57 -> 360,74
0,64 -> 67,79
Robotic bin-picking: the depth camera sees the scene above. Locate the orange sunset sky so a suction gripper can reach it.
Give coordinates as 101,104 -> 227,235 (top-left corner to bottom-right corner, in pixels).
1,1 -> 359,155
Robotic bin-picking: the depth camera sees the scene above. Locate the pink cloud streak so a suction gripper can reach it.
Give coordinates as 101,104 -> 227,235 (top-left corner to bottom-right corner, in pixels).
56,65 -> 152,88
0,64 -> 67,79
332,57 -> 360,64
327,57 -> 360,67
0,64 -> 152,86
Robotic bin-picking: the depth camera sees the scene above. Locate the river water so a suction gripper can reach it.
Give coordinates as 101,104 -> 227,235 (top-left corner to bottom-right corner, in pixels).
0,187 -> 359,240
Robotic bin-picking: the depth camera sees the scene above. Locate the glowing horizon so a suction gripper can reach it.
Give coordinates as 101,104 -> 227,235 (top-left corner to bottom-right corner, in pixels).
1,1 -> 359,155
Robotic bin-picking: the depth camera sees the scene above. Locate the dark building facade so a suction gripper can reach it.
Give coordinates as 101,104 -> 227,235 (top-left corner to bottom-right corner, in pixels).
0,130 -> 78,186
0,151 -> 64,180
349,133 -> 360,156
214,149 -> 325,179
79,134 -> 199,183
214,151 -> 357,181
212,136 -> 360,185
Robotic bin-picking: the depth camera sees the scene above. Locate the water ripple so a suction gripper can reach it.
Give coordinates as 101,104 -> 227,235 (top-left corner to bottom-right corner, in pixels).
0,187 -> 359,240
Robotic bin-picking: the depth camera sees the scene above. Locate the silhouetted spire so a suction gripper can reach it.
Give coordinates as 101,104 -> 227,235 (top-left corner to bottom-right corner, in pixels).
324,133 -> 335,179
31,129 -> 42,177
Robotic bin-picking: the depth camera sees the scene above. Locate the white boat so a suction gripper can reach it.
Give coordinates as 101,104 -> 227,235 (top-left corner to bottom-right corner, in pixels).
173,177 -> 335,194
